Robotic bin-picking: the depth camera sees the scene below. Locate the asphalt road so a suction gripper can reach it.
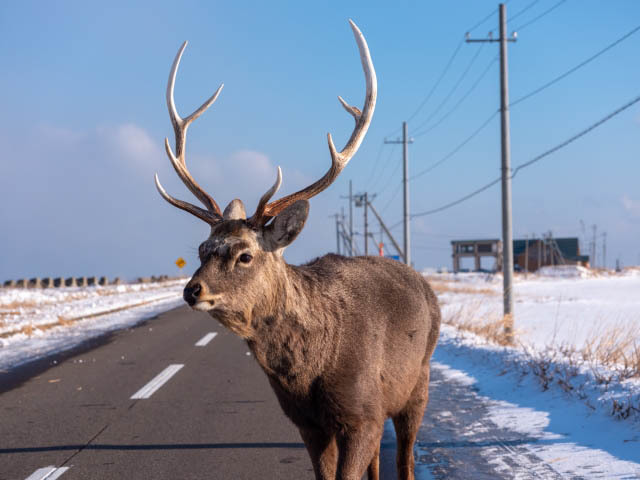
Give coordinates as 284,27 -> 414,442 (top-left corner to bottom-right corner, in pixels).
0,306 -> 314,480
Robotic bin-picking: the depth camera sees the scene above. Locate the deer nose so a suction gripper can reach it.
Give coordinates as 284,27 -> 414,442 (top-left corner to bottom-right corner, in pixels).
183,282 -> 202,306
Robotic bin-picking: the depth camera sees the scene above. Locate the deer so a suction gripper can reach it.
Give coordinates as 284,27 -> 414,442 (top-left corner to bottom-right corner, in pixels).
154,20 -> 441,480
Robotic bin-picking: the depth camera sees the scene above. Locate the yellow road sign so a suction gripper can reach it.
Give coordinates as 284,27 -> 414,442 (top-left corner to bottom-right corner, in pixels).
175,257 -> 186,269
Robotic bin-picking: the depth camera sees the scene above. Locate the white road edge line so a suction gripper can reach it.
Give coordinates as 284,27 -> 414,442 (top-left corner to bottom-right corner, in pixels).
25,466 -> 69,480
195,332 -> 218,347
131,364 -> 184,399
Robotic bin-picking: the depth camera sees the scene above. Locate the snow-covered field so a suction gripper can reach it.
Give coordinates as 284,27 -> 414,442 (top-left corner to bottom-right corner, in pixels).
0,279 -> 186,371
415,267 -> 640,478
431,266 -> 640,352
427,267 -> 640,419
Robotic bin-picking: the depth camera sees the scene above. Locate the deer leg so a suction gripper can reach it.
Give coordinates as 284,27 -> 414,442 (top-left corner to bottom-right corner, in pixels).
366,443 -> 380,480
336,421 -> 383,480
392,370 -> 430,480
299,427 -> 338,480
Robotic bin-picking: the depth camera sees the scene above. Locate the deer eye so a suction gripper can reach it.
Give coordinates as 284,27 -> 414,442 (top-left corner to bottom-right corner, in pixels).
239,253 -> 253,264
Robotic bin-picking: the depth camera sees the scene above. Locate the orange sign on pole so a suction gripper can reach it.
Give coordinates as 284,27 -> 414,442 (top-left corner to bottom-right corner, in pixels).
175,257 -> 186,269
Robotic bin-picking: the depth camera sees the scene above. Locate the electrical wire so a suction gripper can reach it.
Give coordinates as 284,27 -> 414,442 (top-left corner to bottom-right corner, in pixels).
412,42 -> 487,134
411,92 -> 640,218
508,0 -> 541,23
413,56 -> 498,137
389,219 -> 403,231
381,182 -> 403,213
513,0 -> 567,31
510,23 -> 640,108
377,158 -> 403,195
370,144 -> 398,190
365,142 -> 387,188
511,93 -> 640,177
406,40 -> 465,124
465,7 -> 498,34
410,110 -> 499,181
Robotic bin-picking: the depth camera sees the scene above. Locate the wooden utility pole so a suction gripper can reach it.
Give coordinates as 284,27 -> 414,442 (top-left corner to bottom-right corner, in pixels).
384,122 -> 413,267
524,234 -> 529,278
467,3 -> 517,341
364,192 -> 369,255
349,180 -> 354,256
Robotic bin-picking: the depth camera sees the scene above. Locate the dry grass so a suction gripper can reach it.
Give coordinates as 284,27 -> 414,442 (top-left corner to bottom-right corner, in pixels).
442,303 -> 514,346
428,280 -> 496,296
0,281 -> 182,312
581,322 -> 640,380
0,293 -> 178,339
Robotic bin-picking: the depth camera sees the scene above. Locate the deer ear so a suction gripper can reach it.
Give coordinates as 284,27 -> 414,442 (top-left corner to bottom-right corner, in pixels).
262,200 -> 309,251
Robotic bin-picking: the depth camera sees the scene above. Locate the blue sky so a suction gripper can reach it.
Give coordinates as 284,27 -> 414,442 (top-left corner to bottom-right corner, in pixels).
1,0 -> 639,280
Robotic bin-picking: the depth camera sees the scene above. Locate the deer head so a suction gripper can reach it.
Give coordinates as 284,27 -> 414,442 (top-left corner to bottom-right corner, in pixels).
155,20 -> 376,337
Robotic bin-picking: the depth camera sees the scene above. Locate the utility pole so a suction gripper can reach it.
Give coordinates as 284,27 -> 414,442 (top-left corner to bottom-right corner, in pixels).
354,192 -> 375,256
364,192 -> 369,255
384,122 -> 413,267
602,231 -> 607,270
591,224 -> 597,269
334,214 -> 341,255
466,3 -> 517,341
340,181 -> 356,256
349,180 -> 354,256
524,234 -> 529,278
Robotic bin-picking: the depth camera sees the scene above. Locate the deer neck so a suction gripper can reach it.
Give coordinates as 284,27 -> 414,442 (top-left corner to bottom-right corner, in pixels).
246,262 -> 338,396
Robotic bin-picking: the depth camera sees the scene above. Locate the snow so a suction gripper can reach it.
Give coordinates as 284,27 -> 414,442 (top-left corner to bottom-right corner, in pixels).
412,268 -> 640,478
0,280 -> 186,371
431,268 -> 640,353
427,333 -> 640,478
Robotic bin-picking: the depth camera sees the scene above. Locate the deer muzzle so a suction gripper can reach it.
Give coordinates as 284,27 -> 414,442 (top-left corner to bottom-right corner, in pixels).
183,281 -> 221,311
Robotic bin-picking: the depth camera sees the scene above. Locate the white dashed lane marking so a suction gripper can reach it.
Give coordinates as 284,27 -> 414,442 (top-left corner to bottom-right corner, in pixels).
25,466 -> 69,480
195,332 -> 218,347
130,364 -> 184,399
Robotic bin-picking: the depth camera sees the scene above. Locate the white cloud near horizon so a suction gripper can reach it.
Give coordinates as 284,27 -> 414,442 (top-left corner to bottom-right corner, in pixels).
621,194 -> 640,218
0,121 -> 325,280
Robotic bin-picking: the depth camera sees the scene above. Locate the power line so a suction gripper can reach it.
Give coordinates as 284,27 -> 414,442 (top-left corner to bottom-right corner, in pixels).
370,143 -> 397,190
513,0 -> 567,31
405,40 -> 465,124
466,7 -> 497,34
365,142 -> 387,187
410,110 -> 499,181
381,182 -> 403,213
413,55 -> 498,137
465,0 -> 516,34
511,93 -> 640,177
383,1 -> 509,139
389,219 -> 403,231
412,42 -> 487,134
508,0 -> 541,23
377,158 -> 402,195
412,178 -> 501,218
411,92 -> 640,218
510,23 -> 640,108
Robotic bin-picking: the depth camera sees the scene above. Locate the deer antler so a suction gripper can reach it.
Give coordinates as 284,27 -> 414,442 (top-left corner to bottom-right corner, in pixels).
155,41 -> 224,225
248,19 -> 377,227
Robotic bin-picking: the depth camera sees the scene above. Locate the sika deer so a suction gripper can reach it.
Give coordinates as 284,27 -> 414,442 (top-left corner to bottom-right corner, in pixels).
155,20 -> 440,480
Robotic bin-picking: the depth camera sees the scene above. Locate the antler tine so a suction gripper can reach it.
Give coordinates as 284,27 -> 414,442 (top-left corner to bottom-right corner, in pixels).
158,41 -> 224,222
257,20 -> 377,222
248,167 -> 283,227
154,174 -> 219,224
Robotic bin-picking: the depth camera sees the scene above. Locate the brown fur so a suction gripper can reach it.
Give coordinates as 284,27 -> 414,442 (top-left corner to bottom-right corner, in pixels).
185,211 -> 441,480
